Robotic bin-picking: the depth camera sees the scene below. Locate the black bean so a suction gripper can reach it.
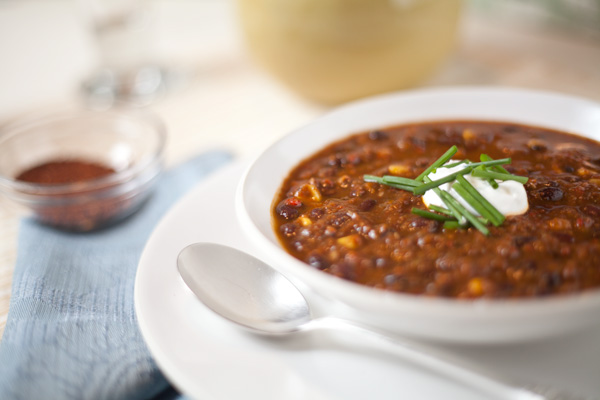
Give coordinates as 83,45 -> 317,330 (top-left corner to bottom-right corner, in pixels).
549,271 -> 562,287
527,139 -> 547,151
309,207 -> 325,220
542,271 -> 563,288
280,223 -> 297,237
327,154 -> 344,168
513,236 -> 534,248
415,157 -> 430,168
375,258 -> 387,268
368,130 -> 389,141
276,204 -> 299,220
410,136 -> 427,150
523,260 -> 538,270
428,221 -> 441,233
317,179 -> 336,195
350,187 -> 367,197
553,233 -> 574,243
331,262 -> 355,280
384,274 -> 398,286
308,254 -> 327,270
409,219 -> 437,230
435,256 -> 453,271
330,212 -> 351,227
359,199 -> 377,212
537,186 -> 564,202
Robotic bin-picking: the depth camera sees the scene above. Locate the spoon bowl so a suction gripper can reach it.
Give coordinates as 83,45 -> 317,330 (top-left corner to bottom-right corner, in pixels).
178,242 -> 311,334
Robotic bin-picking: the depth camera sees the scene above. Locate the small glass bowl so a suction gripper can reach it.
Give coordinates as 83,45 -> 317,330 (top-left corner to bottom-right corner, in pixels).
0,108 -> 166,231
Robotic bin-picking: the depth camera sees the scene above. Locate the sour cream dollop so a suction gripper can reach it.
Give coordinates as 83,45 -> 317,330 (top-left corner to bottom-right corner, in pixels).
422,162 -> 529,217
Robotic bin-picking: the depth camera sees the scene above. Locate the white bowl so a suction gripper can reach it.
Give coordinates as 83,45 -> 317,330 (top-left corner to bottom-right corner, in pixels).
236,87 -> 600,343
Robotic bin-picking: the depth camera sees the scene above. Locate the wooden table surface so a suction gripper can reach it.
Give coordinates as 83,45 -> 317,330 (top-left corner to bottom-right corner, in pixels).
1,0 -> 599,340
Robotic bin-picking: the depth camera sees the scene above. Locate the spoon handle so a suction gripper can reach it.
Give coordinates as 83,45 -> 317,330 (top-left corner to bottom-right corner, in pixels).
307,317 -> 544,400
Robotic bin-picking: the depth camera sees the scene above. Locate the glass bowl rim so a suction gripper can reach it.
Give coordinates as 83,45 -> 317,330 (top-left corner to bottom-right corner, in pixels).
0,107 -> 167,196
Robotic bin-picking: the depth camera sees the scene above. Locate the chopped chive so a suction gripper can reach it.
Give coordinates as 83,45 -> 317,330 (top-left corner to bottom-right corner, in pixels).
452,182 -> 494,223
440,158 -> 512,171
480,164 -> 500,189
471,168 -> 528,184
412,158 -> 513,195
364,151 -> 520,235
428,178 -> 491,235
424,177 -> 467,225
459,158 -> 511,169
413,169 -> 470,195
431,185 -> 467,225
415,145 -> 458,182
455,175 -> 505,226
443,220 -> 461,229
452,181 -> 501,228
381,175 -> 420,187
438,189 -> 490,235
443,160 -> 467,168
479,155 -> 502,188
443,192 -> 490,236
444,219 -> 488,230
488,179 -> 500,189
388,183 -> 418,191
486,175 -> 500,189
364,175 -> 418,191
411,207 -> 455,222
428,204 -> 453,216
481,154 -> 510,174
363,174 -> 381,182
436,190 -> 468,226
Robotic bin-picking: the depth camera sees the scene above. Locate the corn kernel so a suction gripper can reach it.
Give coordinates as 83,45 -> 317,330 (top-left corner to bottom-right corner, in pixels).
512,269 -> 524,281
295,183 -> 322,202
388,164 -> 410,175
577,167 -> 593,178
527,139 -> 547,151
548,218 -> 572,231
589,178 -> 600,186
297,216 -> 312,226
467,277 -> 484,297
462,129 -> 476,141
337,234 -> 361,249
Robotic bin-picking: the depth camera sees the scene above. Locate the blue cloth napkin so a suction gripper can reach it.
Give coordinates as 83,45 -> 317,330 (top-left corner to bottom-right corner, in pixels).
0,150 -> 232,400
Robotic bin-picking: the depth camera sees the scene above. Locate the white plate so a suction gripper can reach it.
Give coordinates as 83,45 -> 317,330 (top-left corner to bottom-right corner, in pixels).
135,160 -> 600,400
237,87 -> 600,343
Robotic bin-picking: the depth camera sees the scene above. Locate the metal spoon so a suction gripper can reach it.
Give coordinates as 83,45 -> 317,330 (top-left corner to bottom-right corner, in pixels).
177,242 -> 553,400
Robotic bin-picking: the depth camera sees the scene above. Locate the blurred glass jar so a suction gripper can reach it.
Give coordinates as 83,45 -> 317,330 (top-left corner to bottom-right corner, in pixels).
236,0 -> 462,104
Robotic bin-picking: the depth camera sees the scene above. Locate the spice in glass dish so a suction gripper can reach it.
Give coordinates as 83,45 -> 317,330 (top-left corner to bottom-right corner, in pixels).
16,160 -> 116,184
12,158 -> 136,232
0,109 -> 165,232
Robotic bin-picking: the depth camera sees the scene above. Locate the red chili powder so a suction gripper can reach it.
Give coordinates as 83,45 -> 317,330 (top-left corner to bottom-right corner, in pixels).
14,159 -> 126,231
16,160 -> 115,184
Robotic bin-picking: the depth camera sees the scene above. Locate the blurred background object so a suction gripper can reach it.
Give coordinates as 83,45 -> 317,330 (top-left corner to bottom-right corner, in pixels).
470,0 -> 600,39
80,0 -> 169,108
236,0 -> 462,104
